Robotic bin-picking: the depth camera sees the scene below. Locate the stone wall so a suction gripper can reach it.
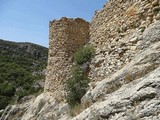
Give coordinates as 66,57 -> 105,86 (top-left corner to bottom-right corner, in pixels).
44,17 -> 89,94
44,0 -> 160,93
89,0 -> 160,81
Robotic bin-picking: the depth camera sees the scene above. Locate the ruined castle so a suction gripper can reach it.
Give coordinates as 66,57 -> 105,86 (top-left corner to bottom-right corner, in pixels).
1,0 -> 160,119
44,0 -> 160,93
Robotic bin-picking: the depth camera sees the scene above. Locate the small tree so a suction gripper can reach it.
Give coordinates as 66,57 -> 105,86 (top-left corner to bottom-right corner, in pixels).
73,45 -> 95,65
65,45 -> 95,107
0,96 -> 10,110
65,65 -> 90,107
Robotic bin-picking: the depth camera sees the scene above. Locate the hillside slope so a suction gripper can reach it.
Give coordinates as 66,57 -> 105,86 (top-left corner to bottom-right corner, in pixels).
0,39 -> 48,111
1,20 -> 160,120
1,0 -> 160,120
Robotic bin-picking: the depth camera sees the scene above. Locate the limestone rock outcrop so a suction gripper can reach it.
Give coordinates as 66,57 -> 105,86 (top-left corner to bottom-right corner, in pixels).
74,66 -> 160,120
1,93 -> 71,120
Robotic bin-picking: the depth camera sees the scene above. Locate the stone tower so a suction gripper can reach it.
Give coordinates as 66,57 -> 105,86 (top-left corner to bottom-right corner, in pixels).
44,17 -> 89,95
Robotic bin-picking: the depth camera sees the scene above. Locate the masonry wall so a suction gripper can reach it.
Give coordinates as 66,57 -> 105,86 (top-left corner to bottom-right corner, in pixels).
89,0 -> 160,81
44,17 -> 89,94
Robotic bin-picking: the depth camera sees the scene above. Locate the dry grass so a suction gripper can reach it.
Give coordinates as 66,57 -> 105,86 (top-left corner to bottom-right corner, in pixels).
89,82 -> 97,89
69,104 -> 84,116
54,92 -> 65,103
124,74 -> 133,83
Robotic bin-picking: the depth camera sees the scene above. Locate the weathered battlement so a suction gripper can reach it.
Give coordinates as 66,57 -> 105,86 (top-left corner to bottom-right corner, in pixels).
44,17 -> 89,94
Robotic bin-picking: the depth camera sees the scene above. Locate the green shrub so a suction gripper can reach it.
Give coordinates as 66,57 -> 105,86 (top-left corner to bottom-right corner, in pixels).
0,96 -> 10,110
0,62 -> 42,106
16,90 -> 30,100
73,45 -> 95,65
65,65 -> 90,107
0,40 -> 47,109
0,83 -> 15,96
0,111 -> 3,117
65,45 -> 94,107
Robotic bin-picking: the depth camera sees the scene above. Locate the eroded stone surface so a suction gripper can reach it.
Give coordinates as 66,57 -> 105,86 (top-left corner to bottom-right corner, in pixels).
73,67 -> 160,120
0,93 -> 71,120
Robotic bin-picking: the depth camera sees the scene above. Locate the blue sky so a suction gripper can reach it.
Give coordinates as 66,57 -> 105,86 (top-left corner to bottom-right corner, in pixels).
0,0 -> 107,47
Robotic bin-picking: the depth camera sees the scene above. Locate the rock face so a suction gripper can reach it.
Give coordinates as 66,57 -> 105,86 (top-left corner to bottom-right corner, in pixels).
1,0 -> 160,120
74,67 -> 160,120
0,93 -> 71,120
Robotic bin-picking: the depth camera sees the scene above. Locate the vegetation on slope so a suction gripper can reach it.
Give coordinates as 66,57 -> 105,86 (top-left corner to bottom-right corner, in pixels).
73,45 -> 95,65
65,45 -> 94,108
0,39 -> 48,110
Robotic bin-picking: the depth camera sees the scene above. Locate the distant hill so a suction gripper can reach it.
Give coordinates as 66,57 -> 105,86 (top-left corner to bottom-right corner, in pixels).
0,39 -> 48,110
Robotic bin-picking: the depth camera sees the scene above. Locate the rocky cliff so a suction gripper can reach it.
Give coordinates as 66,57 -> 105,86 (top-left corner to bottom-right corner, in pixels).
1,0 -> 160,120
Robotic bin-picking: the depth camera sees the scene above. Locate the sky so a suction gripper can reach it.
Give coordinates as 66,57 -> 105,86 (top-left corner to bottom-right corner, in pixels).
0,0 -> 107,47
